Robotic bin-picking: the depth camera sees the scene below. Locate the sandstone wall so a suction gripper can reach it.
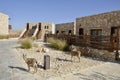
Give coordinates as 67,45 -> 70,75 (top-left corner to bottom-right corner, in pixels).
9,30 -> 22,38
24,22 -> 54,39
55,22 -> 74,35
41,22 -> 53,39
76,10 -> 120,36
0,13 -> 9,35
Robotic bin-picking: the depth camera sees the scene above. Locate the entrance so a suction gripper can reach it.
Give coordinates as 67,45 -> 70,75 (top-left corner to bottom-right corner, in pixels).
79,28 -> 84,35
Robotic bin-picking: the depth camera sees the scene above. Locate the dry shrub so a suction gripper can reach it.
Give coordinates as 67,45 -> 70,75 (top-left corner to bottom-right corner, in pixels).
20,38 -> 33,49
0,35 -> 9,39
47,37 -> 68,51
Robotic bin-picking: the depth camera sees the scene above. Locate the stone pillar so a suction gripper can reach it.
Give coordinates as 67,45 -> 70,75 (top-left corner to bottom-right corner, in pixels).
44,55 -> 50,70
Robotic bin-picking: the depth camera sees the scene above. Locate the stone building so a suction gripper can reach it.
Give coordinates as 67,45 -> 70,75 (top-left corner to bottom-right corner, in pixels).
55,22 -> 74,35
19,22 -> 55,39
55,10 -> 120,36
75,10 -> 120,36
0,13 -> 9,35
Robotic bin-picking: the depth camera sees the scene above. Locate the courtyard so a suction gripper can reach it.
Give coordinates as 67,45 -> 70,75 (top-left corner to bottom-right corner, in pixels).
0,39 -> 120,80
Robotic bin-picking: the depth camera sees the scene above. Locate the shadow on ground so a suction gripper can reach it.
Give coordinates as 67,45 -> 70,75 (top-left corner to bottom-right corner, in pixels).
56,58 -> 72,62
8,66 -> 27,72
37,64 -> 44,69
8,64 -> 44,72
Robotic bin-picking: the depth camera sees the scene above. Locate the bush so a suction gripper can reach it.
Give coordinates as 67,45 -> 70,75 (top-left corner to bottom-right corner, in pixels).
20,38 -> 33,49
47,37 -> 68,51
0,35 -> 9,39
30,36 -> 36,41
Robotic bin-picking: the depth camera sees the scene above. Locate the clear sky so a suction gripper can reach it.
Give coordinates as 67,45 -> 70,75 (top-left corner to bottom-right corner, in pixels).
0,0 -> 120,30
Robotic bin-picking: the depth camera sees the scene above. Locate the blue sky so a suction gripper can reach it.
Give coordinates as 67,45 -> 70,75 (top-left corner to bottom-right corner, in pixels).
0,0 -> 120,30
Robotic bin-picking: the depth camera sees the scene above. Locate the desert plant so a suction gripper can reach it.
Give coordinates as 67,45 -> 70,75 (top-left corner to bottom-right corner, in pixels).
20,38 -> 33,49
31,36 -> 36,41
47,37 -> 68,51
0,35 -> 9,39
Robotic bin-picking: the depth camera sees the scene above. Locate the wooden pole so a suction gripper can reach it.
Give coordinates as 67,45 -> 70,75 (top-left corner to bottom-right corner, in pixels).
115,27 -> 120,60
110,34 -> 114,52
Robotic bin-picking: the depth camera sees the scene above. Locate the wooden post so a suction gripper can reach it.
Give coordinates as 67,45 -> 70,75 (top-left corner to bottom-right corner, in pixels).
115,27 -> 120,60
44,55 -> 50,70
110,34 -> 114,52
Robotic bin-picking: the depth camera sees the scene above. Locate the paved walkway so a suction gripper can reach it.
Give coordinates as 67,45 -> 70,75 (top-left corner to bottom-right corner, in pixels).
0,39 -> 43,80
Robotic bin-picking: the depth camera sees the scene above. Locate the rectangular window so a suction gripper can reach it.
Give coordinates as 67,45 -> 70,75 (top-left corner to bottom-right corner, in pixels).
47,26 -> 49,29
91,29 -> 102,36
90,29 -> 102,43
44,26 -> 46,29
45,26 -> 49,29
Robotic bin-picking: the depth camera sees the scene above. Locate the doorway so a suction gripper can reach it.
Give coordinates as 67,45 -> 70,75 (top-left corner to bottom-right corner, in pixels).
79,28 -> 84,35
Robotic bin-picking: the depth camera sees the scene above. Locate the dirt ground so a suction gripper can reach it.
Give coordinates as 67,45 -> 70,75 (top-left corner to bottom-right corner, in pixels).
16,41 -> 105,79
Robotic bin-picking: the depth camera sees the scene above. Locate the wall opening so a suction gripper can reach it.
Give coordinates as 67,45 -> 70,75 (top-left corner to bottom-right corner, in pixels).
79,28 -> 84,35
111,27 -> 117,36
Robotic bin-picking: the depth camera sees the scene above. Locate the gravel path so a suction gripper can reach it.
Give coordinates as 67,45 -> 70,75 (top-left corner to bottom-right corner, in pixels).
1,39 -> 119,80
16,41 -> 105,79
55,62 -> 120,80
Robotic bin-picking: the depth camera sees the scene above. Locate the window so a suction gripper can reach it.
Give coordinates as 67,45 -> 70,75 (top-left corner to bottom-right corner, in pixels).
56,30 -> 59,34
111,27 -> 117,36
90,29 -> 102,42
45,26 -> 49,29
47,26 -> 49,29
69,30 -> 72,33
44,26 -> 46,29
91,29 -> 102,36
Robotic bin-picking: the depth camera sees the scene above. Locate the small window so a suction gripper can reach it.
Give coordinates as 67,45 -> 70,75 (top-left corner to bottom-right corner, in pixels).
91,29 -> 102,36
45,26 -> 49,29
111,27 -> 117,36
56,30 -> 59,34
45,26 -> 46,29
69,30 -> 72,33
47,26 -> 49,29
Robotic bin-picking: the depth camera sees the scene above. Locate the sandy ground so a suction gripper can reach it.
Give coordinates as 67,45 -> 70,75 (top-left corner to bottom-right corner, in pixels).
16,41 -> 105,79
0,39 -> 119,80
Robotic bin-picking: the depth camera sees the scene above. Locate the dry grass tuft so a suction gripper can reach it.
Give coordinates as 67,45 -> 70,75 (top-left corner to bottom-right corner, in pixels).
20,38 -> 33,49
47,37 -> 68,51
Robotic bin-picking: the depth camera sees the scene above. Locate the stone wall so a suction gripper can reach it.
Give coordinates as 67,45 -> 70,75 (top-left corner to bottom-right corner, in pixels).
41,22 -> 54,39
0,13 -> 9,35
55,22 -> 74,35
9,30 -> 22,38
22,22 -> 54,39
75,10 -> 120,36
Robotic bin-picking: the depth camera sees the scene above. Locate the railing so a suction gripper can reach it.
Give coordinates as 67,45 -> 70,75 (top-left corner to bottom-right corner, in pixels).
47,34 -> 118,52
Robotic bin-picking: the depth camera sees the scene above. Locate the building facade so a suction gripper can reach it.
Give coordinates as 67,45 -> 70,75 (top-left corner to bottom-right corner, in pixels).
55,22 -> 74,35
55,10 -> 120,37
20,22 -> 55,39
76,10 -> 120,36
0,13 -> 9,35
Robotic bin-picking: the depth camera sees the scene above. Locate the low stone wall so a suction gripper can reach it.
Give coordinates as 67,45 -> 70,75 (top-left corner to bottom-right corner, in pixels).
9,30 -> 22,38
